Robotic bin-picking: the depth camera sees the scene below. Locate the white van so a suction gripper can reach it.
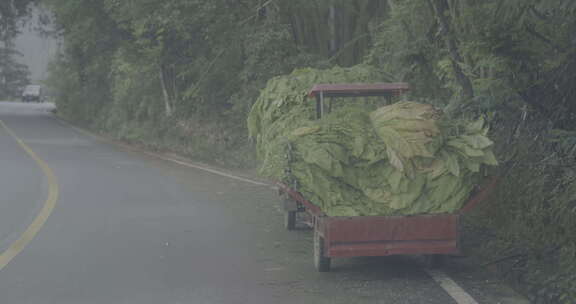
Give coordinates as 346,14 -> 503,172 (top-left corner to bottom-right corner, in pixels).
22,85 -> 43,103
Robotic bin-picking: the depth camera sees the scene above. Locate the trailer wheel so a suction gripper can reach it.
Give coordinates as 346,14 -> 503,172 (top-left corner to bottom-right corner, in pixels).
314,230 -> 331,272
425,254 -> 446,268
284,211 -> 296,230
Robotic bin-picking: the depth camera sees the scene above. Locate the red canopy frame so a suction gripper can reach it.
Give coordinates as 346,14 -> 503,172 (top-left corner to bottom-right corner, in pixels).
309,83 -> 409,98
308,83 -> 410,119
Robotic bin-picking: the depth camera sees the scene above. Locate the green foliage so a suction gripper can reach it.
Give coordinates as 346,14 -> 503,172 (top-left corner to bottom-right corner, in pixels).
369,0 -> 576,119
367,0 -> 448,101
462,112 -> 576,303
0,0 -> 36,41
366,4 -> 576,298
0,47 -> 30,99
0,0 -> 35,99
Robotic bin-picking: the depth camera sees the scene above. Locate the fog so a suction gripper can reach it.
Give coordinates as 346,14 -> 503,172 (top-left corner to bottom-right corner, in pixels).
14,7 -> 58,84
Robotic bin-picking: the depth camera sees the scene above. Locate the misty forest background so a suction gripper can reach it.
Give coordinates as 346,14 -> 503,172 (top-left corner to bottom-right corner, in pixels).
1,1 -> 576,303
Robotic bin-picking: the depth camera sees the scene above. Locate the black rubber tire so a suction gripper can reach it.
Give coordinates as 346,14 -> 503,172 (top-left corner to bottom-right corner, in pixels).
425,254 -> 446,268
314,230 -> 331,272
284,211 -> 296,231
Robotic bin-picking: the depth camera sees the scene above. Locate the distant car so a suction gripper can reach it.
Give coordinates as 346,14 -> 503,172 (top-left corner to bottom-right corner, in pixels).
21,85 -> 43,103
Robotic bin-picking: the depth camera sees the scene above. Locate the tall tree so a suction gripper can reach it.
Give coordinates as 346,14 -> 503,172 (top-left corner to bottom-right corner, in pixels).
0,0 -> 35,98
0,46 -> 29,99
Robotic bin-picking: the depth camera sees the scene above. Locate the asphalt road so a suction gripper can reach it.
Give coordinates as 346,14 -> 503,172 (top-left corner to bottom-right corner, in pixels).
0,102 -> 525,304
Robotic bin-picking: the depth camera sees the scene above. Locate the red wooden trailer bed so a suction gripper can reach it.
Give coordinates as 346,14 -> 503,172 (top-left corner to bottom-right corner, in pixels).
278,179 -> 496,272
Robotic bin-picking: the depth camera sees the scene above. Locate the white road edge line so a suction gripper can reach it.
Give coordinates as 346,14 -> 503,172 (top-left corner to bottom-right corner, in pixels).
51,116 -> 271,187
425,269 -> 479,304
141,151 -> 270,187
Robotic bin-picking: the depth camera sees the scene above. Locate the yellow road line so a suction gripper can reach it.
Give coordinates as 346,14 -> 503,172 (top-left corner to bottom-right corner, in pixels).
0,120 -> 59,270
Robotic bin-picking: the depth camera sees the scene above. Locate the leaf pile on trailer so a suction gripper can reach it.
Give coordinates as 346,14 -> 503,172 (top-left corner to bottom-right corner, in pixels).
248,66 -> 498,216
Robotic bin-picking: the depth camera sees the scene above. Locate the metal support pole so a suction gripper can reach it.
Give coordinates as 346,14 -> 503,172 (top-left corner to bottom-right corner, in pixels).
386,95 -> 392,104
316,95 -> 322,119
320,91 -> 325,118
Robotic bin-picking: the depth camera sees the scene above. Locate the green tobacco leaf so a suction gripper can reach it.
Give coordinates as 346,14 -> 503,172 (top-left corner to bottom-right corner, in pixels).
466,117 -> 485,133
481,150 -> 499,165
248,67 -> 497,216
442,151 -> 460,177
461,134 -> 494,149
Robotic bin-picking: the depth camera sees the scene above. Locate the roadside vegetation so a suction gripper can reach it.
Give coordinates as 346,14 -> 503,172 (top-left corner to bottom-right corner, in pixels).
0,0 -> 33,99
13,0 -> 576,302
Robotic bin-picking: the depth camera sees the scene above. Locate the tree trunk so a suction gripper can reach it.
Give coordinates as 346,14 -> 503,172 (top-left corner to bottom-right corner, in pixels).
429,0 -> 474,101
329,2 -> 337,56
159,66 -> 173,117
